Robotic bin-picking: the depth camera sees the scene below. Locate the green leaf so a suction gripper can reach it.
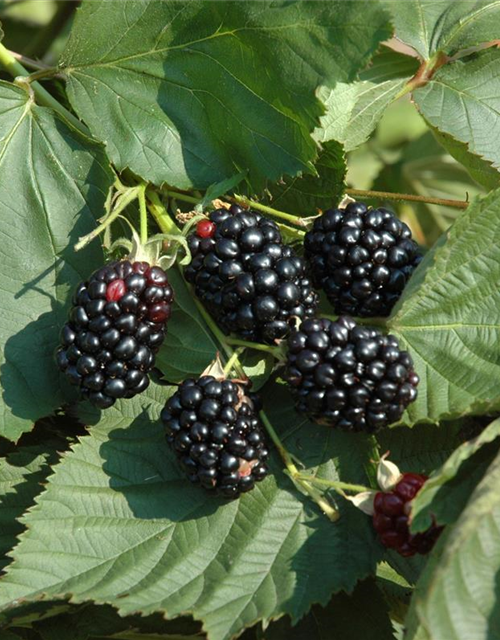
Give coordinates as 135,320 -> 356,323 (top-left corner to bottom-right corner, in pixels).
405,448 -> 500,640
0,81 -> 113,441
315,49 -> 419,152
0,444 -> 60,570
411,418 -> 500,531
250,579 -> 395,640
0,381 -> 381,640
387,0 -> 500,58
60,0 -> 391,190
201,172 -> 247,209
432,127 -> 500,191
264,141 -> 346,215
414,50 -> 500,173
155,270 -> 218,382
388,187 -> 500,425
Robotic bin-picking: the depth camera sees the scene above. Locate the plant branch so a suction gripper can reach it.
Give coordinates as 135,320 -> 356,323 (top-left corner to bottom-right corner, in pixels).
0,43 -> 89,137
7,50 -> 51,71
75,187 -> 139,251
260,413 -> 339,521
225,336 -> 284,359
294,473 -> 370,495
138,185 -> 148,245
232,194 -> 309,227
25,0 -> 80,59
345,188 -> 469,210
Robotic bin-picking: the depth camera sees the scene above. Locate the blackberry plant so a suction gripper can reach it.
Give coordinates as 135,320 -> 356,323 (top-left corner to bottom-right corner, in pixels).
304,201 -> 422,316
185,204 -> 318,343
0,2 -> 499,640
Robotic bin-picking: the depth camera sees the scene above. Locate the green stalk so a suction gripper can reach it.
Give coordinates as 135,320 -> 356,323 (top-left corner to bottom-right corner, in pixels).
294,473 -> 370,495
0,42 -> 89,137
345,188 -> 468,210
138,185 -> 148,245
232,194 -> 309,228
75,187 -> 139,251
225,336 -> 284,359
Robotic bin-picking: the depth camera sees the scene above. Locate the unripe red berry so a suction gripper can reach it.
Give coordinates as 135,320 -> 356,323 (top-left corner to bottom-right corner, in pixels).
196,219 -> 216,238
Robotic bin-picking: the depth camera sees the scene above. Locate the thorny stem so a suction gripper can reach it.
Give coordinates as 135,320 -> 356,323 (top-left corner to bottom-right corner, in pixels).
0,42 -> 89,137
345,188 -> 469,210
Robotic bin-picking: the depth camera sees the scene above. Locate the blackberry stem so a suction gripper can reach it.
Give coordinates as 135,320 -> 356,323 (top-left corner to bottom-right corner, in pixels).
260,412 -> 339,521
232,194 -> 309,228
223,349 -> 244,377
295,473 -> 371,495
345,188 -> 469,210
75,187 -> 140,251
226,337 -> 284,359
138,184 -> 148,245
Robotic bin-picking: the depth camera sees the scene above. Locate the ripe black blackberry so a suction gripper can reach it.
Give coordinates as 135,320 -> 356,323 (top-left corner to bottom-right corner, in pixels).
304,201 -> 422,317
373,472 -> 442,557
185,204 -> 318,344
56,260 -> 173,409
284,316 -> 419,432
161,376 -> 269,498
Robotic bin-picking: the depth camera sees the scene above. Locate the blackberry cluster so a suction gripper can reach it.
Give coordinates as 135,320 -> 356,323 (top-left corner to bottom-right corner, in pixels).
185,204 -> 318,343
373,473 -> 443,557
56,260 -> 173,409
284,316 -> 419,432
304,201 -> 422,317
161,376 -> 269,498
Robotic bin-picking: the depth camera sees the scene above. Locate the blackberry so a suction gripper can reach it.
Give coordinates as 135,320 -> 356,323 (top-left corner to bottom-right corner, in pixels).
185,204 -> 318,343
373,472 -> 443,556
304,201 -> 422,317
56,260 -> 173,409
161,376 -> 269,497
284,316 -> 419,432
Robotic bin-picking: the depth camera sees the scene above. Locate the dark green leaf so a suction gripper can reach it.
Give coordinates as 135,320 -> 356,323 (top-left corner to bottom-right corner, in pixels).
264,141 -> 346,215
249,579 -> 395,640
0,81 -> 113,441
61,0 -> 391,190
0,381 -> 381,640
